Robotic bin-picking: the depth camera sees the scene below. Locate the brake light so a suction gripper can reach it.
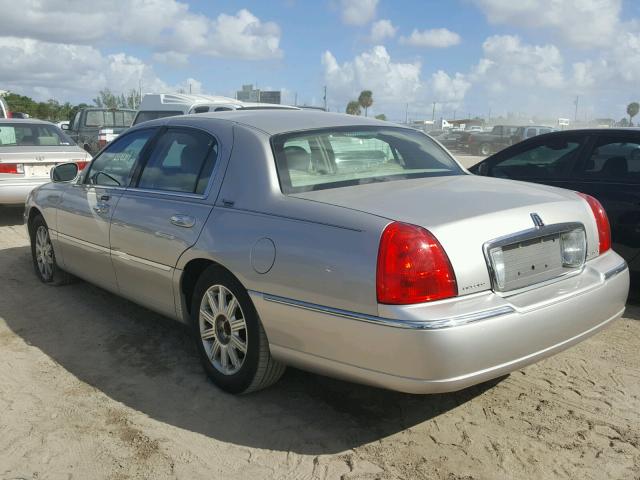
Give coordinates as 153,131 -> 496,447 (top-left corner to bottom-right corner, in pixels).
377,222 -> 457,304
76,161 -> 89,170
0,163 -> 23,174
6,111 -> 12,118
577,193 -> 611,254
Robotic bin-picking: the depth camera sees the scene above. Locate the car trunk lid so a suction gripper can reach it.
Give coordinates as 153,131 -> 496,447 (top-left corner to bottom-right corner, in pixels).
291,174 -> 597,296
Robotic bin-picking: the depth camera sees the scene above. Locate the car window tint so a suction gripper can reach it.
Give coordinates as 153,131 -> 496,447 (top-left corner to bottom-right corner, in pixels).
137,128 -> 217,194
492,138 -> 582,179
133,110 -> 182,126
580,137 -> 640,180
86,129 -> 155,187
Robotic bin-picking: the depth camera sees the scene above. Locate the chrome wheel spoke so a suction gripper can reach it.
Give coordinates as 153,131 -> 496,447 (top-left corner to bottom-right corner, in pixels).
209,339 -> 220,363
229,318 -> 244,332
225,296 -> 237,319
206,290 -> 219,315
227,346 -> 240,367
200,308 -> 215,326
217,288 -> 226,313
220,346 -> 229,370
201,327 -> 216,341
230,335 -> 247,354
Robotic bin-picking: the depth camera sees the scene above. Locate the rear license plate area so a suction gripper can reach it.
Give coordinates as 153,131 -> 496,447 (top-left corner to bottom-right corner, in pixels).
26,164 -> 54,177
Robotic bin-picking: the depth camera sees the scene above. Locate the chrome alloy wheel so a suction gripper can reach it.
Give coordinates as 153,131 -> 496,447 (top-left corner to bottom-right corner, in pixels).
199,285 -> 248,375
35,225 -> 54,281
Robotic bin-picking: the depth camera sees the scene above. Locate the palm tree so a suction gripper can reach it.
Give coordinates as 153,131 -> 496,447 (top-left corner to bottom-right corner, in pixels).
627,102 -> 639,126
346,100 -> 362,115
358,90 -> 373,117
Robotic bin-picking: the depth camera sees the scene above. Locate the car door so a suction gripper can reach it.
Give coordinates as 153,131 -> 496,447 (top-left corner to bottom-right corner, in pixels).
108,126 -> 223,318
477,133 -> 589,190
55,128 -> 158,292
570,132 -> 640,268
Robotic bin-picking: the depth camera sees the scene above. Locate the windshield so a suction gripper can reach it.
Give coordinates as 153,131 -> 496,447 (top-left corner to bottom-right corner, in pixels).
272,126 -> 464,193
84,109 -> 135,127
0,123 -> 76,147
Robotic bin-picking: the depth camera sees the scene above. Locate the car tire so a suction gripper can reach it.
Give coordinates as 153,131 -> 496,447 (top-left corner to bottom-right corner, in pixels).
479,144 -> 492,156
29,215 -> 74,285
191,265 -> 285,394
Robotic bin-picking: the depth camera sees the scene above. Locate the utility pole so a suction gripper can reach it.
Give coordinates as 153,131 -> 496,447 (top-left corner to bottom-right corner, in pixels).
189,83 -> 192,94
432,101 -> 437,122
323,86 -> 327,111
294,92 -> 298,106
574,96 -> 579,123
405,103 -> 409,124
453,109 -> 456,121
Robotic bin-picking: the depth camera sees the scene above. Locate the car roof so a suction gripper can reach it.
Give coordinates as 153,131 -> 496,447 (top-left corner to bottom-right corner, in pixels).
0,118 -> 55,125
186,109 -> 390,135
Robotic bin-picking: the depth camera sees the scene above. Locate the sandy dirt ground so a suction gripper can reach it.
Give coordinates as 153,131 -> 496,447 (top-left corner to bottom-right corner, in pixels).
0,205 -> 638,480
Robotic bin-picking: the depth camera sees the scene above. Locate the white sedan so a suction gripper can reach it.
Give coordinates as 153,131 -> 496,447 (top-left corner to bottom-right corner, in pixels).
0,119 -> 91,204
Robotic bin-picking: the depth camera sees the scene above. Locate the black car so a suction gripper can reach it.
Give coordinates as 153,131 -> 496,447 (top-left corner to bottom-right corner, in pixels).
470,129 -> 640,277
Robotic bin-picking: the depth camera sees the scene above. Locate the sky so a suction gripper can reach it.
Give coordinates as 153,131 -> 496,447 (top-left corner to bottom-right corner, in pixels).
0,0 -> 639,122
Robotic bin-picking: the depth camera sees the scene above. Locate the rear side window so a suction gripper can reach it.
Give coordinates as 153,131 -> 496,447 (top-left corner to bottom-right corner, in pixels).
580,136 -> 640,180
491,136 -> 584,179
86,129 -> 156,187
84,110 -> 135,127
133,110 -> 182,125
137,128 -> 217,194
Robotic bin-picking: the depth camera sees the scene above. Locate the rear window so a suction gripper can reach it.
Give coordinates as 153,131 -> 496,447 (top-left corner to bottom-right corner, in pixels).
133,110 -> 182,126
84,110 -> 135,127
272,126 -> 463,193
0,123 -> 75,147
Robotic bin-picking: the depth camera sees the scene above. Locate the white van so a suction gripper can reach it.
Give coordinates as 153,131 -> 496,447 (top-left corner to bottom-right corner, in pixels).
132,93 -> 299,126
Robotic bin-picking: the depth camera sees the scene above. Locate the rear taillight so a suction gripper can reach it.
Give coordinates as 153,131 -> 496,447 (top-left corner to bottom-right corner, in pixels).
577,192 -> 611,254
6,111 -> 12,118
0,163 -> 24,174
376,222 -> 458,304
76,161 -> 89,170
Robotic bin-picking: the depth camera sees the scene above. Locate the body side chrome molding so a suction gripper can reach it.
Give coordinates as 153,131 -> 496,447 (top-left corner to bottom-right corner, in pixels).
58,232 -> 172,272
604,261 -> 628,280
255,292 -> 515,330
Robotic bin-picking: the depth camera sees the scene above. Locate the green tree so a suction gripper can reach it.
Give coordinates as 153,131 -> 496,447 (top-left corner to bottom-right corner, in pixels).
374,113 -> 387,121
93,89 -> 119,109
358,90 -> 373,117
346,100 -> 362,115
627,102 -> 639,126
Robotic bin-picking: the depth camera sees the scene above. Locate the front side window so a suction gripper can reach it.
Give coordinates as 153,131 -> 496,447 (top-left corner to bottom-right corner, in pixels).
272,126 -> 463,193
137,128 -> 217,194
491,136 -> 584,179
0,123 -> 75,147
85,129 -> 156,187
580,136 -> 640,180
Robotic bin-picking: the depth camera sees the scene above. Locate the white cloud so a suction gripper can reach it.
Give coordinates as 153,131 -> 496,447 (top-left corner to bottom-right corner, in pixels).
473,35 -> 565,89
369,19 -> 397,43
0,0 -> 282,60
400,28 -> 461,48
322,46 -> 423,108
431,71 -> 471,104
0,37 -> 200,102
339,0 -> 378,26
152,51 -> 190,67
472,0 -> 622,48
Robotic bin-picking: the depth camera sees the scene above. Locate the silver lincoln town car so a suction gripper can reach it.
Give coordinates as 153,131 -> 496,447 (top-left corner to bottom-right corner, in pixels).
24,110 -> 629,394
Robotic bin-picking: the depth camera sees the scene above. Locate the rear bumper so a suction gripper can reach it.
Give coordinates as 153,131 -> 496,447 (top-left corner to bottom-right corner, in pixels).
0,180 -> 47,204
251,250 -> 629,393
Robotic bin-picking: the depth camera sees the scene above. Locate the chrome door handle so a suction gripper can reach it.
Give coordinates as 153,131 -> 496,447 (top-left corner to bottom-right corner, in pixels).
170,214 -> 195,228
93,202 -> 110,214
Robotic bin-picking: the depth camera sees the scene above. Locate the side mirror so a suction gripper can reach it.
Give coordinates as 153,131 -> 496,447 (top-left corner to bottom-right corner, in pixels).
477,162 -> 489,176
61,124 -> 70,130
51,163 -> 79,182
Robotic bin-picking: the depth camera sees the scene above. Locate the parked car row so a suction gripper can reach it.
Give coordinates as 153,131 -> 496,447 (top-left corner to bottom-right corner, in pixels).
20,110 -> 630,396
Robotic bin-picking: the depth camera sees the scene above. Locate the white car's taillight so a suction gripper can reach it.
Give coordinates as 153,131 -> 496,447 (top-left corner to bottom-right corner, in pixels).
577,193 -> 611,254
0,163 -> 24,174
376,222 -> 457,304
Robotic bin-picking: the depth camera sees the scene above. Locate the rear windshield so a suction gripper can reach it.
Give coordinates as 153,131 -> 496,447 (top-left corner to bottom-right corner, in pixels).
272,126 -> 463,193
0,123 -> 75,147
133,110 -> 182,125
85,109 -> 135,127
